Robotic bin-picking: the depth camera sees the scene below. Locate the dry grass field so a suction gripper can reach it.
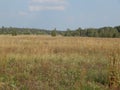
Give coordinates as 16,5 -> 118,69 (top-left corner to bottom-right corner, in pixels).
0,35 -> 120,90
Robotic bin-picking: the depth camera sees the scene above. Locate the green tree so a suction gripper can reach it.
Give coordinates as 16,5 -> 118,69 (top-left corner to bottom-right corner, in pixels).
80,30 -> 87,37
115,26 -> 120,32
87,28 -> 99,37
75,27 -> 83,36
12,29 -> 17,36
64,29 -> 72,36
51,28 -> 56,37
1,26 -> 5,34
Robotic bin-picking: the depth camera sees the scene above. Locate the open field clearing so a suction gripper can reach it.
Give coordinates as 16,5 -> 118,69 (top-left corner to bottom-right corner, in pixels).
0,35 -> 120,90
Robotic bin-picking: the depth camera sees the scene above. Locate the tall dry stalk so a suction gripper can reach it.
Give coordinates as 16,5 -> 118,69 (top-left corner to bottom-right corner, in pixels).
108,51 -> 120,89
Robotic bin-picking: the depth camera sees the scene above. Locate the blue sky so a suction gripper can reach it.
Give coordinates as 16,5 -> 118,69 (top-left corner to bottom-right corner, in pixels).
0,0 -> 120,30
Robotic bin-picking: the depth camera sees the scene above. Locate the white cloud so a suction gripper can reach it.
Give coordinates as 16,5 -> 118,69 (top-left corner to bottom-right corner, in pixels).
29,5 -> 65,11
31,0 -> 66,4
28,0 -> 68,11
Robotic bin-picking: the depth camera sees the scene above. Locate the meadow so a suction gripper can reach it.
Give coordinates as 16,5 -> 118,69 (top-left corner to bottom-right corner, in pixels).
0,35 -> 120,90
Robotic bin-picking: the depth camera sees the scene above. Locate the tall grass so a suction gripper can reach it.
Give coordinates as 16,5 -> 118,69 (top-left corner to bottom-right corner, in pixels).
0,35 -> 120,90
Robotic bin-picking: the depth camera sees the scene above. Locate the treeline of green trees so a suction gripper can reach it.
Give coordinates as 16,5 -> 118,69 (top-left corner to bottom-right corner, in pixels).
0,26 -> 120,38
63,26 -> 120,38
0,26 -> 50,36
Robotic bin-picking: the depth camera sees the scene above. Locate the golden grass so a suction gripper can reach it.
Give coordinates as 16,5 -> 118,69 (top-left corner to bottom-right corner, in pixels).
0,35 -> 119,56
0,35 -> 120,90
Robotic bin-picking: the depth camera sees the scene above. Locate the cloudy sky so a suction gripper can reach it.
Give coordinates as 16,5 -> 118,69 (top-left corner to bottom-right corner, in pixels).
0,0 -> 120,30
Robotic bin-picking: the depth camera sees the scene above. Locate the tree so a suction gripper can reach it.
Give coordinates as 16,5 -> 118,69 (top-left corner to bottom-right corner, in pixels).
87,28 -> 99,37
80,30 -> 87,37
64,29 -> 71,36
115,26 -> 120,32
51,28 -> 56,37
11,28 -> 17,36
1,26 -> 5,34
76,27 -> 82,36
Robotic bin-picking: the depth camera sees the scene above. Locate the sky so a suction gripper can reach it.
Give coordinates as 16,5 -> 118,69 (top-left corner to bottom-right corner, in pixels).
0,0 -> 120,30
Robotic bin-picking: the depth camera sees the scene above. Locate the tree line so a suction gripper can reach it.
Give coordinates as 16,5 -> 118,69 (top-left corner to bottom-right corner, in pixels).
0,26 -> 50,36
63,26 -> 120,38
0,26 -> 120,38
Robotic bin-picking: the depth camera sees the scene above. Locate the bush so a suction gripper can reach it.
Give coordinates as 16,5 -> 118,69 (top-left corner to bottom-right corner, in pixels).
51,30 -> 56,37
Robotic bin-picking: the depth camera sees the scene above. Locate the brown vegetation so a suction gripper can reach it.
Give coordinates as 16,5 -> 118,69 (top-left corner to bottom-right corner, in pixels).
0,35 -> 119,90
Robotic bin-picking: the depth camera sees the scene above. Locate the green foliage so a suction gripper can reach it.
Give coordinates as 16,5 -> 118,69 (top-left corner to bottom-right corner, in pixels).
87,29 -> 99,37
0,25 -> 120,38
51,29 -> 57,37
0,27 -> 49,35
12,30 -> 17,36
63,26 -> 120,38
0,55 -> 110,90
64,29 -> 70,36
115,26 -> 120,32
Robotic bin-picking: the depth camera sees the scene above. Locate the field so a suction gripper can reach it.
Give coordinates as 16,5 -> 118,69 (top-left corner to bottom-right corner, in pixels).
0,35 -> 120,90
